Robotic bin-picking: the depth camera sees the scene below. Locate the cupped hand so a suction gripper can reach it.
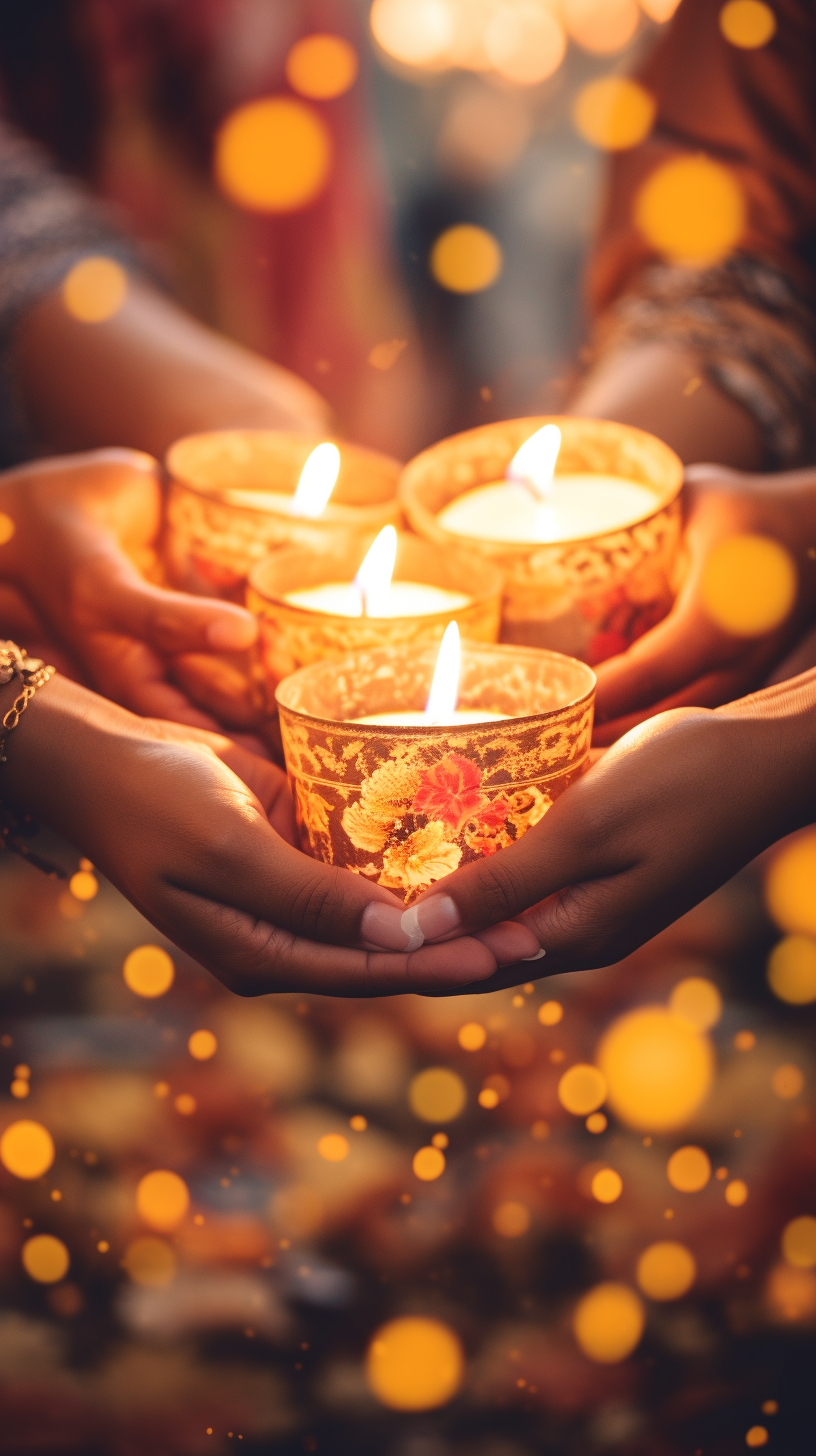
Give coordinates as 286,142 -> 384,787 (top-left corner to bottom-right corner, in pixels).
0,448 -> 260,730
593,464 -> 816,744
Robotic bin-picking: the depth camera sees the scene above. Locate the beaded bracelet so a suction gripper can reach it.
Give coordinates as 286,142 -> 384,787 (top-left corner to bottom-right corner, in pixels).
0,640 -> 55,764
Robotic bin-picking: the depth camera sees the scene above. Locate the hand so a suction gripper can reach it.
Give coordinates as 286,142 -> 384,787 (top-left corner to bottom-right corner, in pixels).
593,465 -> 816,744
0,448 -> 261,730
2,675 -> 539,996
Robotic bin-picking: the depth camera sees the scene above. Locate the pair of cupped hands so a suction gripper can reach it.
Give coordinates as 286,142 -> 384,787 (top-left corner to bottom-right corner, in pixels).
1,447 -> 814,998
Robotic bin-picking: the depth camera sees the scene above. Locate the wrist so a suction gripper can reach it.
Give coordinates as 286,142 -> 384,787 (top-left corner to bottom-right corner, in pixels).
716,668 -> 816,829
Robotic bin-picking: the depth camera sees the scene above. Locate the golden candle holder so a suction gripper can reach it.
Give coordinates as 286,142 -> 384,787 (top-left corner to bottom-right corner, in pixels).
399,416 -> 683,664
246,533 -> 503,702
163,429 -> 401,600
276,642 -> 595,903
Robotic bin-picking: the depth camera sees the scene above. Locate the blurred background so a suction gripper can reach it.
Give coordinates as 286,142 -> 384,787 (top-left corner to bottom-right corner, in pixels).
1,3 -> 815,1454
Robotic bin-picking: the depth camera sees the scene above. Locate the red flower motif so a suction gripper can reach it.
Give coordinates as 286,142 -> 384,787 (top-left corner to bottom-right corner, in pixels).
412,753 -> 486,833
473,796 -> 512,831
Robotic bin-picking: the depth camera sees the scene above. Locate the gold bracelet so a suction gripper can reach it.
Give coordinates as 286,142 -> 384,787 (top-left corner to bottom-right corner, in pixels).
0,640 -> 55,764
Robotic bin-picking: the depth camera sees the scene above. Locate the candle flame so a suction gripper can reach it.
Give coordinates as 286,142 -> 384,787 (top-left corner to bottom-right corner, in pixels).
506,423 -> 561,502
355,525 -> 398,617
424,620 -> 460,724
290,442 -> 341,517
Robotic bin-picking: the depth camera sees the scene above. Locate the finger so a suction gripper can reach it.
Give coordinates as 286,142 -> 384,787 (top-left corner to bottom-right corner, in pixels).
82,631 -> 226,728
592,657 -> 774,745
170,652 -> 261,729
76,549 -> 258,655
593,594 -> 734,724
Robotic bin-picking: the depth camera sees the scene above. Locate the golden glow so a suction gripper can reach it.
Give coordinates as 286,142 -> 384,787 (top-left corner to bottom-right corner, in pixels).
507,423 -> 561,502
563,0 -> 640,54
538,1000 -> 563,1026
597,1006 -> 714,1131
458,1021 -> 487,1051
432,1131 -> 448,1148
573,77 -> 655,151
271,1184 -> 325,1238
10,1080 -> 28,1099
174,1094 -> 196,1116
701,534 -> 797,636
483,4 -> 566,86
123,1236 -> 177,1287
123,945 -> 174,998
573,1282 -> 645,1363
291,442 -> 341,518
188,1029 -> 217,1060
430,224 -> 503,294
425,622 -> 461,723
734,1029 -> 756,1051
410,1066 -> 467,1122
62,256 -> 127,323
719,0 -> 776,48
369,337 -> 408,370
771,1063 -> 804,1100
591,1168 -> 623,1204
366,1316 -> 464,1410
667,1145 -> 711,1193
0,512 -> 15,544
355,526 -> 398,616
69,870 -> 98,901
635,154 -> 745,266
479,1087 -> 499,1108
136,1169 -> 190,1231
669,976 -> 723,1031
638,0 -> 682,18
317,1133 -> 350,1162
492,1200 -> 531,1237
765,833 -> 816,936
350,1114 -> 368,1131
766,1261 -> 816,1321
558,1063 -> 607,1116
725,1179 -> 748,1207
586,1112 -> 607,1133
215,98 -> 331,213
767,935 -> 816,1004
636,1241 -> 696,1301
370,0 -> 454,68
0,1119 -> 55,1179
286,33 -> 358,99
745,1428 -> 769,1449
22,1234 -> 69,1284
782,1215 -> 816,1270
413,1145 -> 446,1181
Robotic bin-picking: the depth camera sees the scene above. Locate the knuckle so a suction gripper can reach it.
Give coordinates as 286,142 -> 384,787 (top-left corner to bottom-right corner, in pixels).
471,853 -> 524,924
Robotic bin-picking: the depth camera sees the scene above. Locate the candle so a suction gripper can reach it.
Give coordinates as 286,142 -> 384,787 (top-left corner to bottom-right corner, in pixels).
352,623 -> 507,723
281,528 -> 470,619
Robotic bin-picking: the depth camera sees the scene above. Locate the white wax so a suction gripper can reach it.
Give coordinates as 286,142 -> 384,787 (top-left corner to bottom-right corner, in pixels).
223,489 -> 297,513
351,710 -> 508,725
437,475 -> 657,544
282,581 -> 470,618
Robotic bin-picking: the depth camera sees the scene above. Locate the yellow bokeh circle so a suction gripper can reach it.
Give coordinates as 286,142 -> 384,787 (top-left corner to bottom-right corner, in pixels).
124,1236 -> 177,1287
484,5 -> 566,86
22,1233 -> 70,1284
369,0 -> 453,68
0,512 -> 15,545
765,833 -> 816,936
592,1168 -> 623,1204
409,1067 -> 467,1123
745,1428 -> 769,1450
635,154 -> 745,266
430,225 -> 502,294
586,1112 -> 608,1133
669,976 -> 723,1031
667,1144 -> 711,1193
136,1169 -> 190,1231
215,98 -> 332,214
772,1063 -> 804,1100
188,1028 -> 217,1060
123,945 -> 175,998
782,1214 -> 816,1270
725,1178 -> 748,1207
573,1282 -> 645,1364
458,1022 -> 486,1051
558,1063 -> 607,1116
365,1316 -> 464,1411
413,1146 -> 445,1181
719,0 -> 777,48
767,935 -> 816,1005
700,533 -> 797,637
538,1000 -> 563,1026
573,77 -> 655,151
318,1133 -> 349,1162
0,1119 -> 55,1179
563,0 -> 640,55
492,1200 -> 531,1238
597,1007 -> 714,1130
286,33 -> 358,99
69,870 -> 98,902
62,256 -> 128,323
636,1241 -> 696,1301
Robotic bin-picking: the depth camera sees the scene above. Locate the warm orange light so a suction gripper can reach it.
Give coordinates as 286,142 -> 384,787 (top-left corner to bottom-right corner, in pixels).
22,1234 -> 70,1284
766,1261 -> 816,1321
188,1029 -> 217,1061
62,256 -> 127,323
586,1111 -> 607,1133
370,0 -> 454,68
136,1169 -> 190,1231
772,1063 -> 804,1100
69,870 -> 98,902
591,1168 -> 623,1204
290,442 -> 341,518
424,622 -> 461,724
215,98 -> 332,213
636,1240 -> 696,1300
350,1114 -> 368,1131
701,534 -> 797,636
573,1282 -> 645,1363
538,1000 -> 563,1026
782,1215 -> 816,1269
507,423 -> 561,502
669,976 -> 722,1031
492,1199 -> 531,1237
765,833 -> 816,936
719,0 -> 776,48
366,1316 -> 464,1410
745,1427 -> 769,1448
413,1145 -> 446,1181
286,33 -> 359,99
458,1022 -> 487,1051
410,1066 -> 467,1122
558,1063 -> 607,1116
638,0 -> 682,18
123,1236 -> 177,1287
430,224 -> 502,294
318,1133 -> 350,1162
0,1119 -> 55,1179
635,154 -> 745,266
573,77 -> 655,151
355,526 -> 398,616
563,0 -> 640,54
767,935 -> 816,1004
667,1145 -> 711,1193
174,1094 -> 196,1116
483,4 -> 566,86
123,945 -> 174,998
597,1006 -> 714,1130
0,512 -> 15,545
479,1087 -> 500,1109
725,1178 -> 748,1207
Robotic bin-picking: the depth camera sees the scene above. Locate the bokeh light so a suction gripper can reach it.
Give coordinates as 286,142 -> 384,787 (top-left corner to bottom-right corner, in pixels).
767,935 -> 816,1004
285,34 -> 359,99
781,1215 -> 816,1269
370,0 -> 454,68
22,1233 -> 70,1284
123,945 -> 174,998
586,1112 -> 607,1133
725,1179 -> 748,1207
700,534 -> 797,636
669,976 -> 723,1031
597,1007 -> 714,1130
458,1021 -> 486,1051
719,0 -> 776,48
174,1094 -> 196,1116
573,77 -> 655,151
765,833 -> 816,936
558,1063 -> 607,1115
734,1029 -> 756,1051
413,1145 -> 446,1180
136,1170 -> 190,1231
538,1000 -> 563,1026
572,1282 -> 645,1363
766,1261 -> 816,1322
365,1316 -> 464,1410
479,1087 -> 499,1109
638,0 -> 682,18
0,511 -> 15,544
69,870 -> 98,901
483,4 -> 566,86
771,1063 -> 804,1100
636,1241 -> 696,1301
318,1133 -> 350,1162
62,256 -> 127,324
0,1119 -> 55,1179
745,1427 -> 769,1448
492,1200 -> 531,1237
591,1167 -> 623,1204
123,1236 -> 177,1287
430,225 -> 503,294
214,98 -> 332,213
188,1028 -> 217,1060
409,1067 -> 467,1122
667,1145 -> 711,1193
563,0 -> 640,55
634,154 -> 746,266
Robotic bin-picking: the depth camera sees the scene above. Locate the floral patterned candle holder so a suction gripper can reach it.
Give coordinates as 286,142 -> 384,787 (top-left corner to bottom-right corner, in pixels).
399,416 -> 683,665
276,642 -> 594,903
164,429 -> 401,600
247,533 -> 503,701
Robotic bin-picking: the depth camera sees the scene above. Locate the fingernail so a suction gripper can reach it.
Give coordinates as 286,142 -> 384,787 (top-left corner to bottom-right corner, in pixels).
476,921 -> 541,966
401,895 -> 461,949
360,902 -> 411,951
522,948 -> 546,961
206,613 -> 258,652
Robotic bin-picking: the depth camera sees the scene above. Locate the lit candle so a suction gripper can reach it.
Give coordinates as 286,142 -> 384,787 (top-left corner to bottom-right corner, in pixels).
226,441 -> 341,517
282,527 -> 471,620
353,622 -> 507,724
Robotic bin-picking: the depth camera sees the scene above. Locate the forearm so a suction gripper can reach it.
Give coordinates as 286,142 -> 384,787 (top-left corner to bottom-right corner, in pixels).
715,665 -> 816,831
13,279 -> 332,458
